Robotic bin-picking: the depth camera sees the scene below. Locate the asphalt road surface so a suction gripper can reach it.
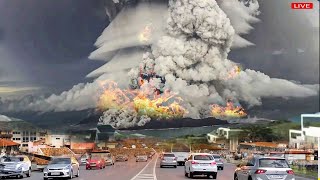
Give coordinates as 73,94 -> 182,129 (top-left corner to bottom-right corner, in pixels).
3,155 -> 316,180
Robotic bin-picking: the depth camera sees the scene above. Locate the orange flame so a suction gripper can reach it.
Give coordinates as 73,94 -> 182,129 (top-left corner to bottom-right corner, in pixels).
211,101 -> 247,119
226,65 -> 241,80
139,23 -> 152,43
98,80 -> 187,119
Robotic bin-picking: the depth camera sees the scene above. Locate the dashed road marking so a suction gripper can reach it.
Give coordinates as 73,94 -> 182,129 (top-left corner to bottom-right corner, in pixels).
130,154 -> 158,180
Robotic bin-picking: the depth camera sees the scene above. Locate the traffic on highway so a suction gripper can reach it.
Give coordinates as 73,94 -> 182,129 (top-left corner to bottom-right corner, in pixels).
0,150 -> 314,180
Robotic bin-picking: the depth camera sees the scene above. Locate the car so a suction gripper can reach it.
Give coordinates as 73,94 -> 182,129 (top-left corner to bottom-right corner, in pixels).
234,156 -> 295,180
184,153 -> 217,179
115,154 -> 128,162
173,152 -> 189,166
211,154 -> 224,170
80,154 -> 89,165
136,155 -> 148,162
0,155 -> 32,179
86,154 -> 106,170
160,153 -> 177,168
43,157 -> 80,180
105,156 -> 115,166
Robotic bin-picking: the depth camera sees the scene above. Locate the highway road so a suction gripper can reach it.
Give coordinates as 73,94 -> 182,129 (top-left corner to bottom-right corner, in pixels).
4,155 -> 316,180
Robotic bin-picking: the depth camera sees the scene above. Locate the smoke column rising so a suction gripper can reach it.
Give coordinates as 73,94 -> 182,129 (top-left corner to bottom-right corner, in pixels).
98,0 -> 318,127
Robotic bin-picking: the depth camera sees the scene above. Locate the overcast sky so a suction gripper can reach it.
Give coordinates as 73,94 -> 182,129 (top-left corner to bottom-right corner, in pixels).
0,0 -> 319,98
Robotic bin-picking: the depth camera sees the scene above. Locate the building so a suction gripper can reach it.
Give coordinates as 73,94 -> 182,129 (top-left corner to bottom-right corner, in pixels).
0,138 -> 20,155
45,133 -> 71,148
95,125 -> 116,149
238,142 -> 287,152
207,127 -> 242,151
0,119 -> 47,151
28,139 -> 50,154
289,113 -> 320,150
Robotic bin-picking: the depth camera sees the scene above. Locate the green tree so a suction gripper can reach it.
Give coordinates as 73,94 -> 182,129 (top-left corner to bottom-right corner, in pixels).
240,125 -> 279,142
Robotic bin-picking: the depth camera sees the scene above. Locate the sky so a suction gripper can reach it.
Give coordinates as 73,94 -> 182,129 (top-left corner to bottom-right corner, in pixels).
0,0 -> 109,96
0,0 -> 319,121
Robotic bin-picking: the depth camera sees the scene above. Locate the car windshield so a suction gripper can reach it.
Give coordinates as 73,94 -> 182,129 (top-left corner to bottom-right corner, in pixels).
259,159 -> 289,168
90,154 -> 101,159
2,157 -> 23,162
194,155 -> 213,160
50,158 -> 71,164
212,155 -> 221,159
163,154 -> 175,157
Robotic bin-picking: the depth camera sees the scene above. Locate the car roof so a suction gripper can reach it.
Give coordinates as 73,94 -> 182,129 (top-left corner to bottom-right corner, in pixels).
52,156 -> 72,159
257,156 -> 286,160
190,153 -> 212,156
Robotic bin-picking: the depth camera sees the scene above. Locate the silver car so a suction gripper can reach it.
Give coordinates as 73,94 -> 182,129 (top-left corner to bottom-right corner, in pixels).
0,156 -> 32,179
136,155 -> 148,162
43,157 -> 80,180
211,154 -> 224,170
160,153 -> 177,168
234,156 -> 295,180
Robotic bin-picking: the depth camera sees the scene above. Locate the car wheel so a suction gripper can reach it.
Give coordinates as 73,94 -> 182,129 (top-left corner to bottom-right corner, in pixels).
212,172 -> 217,179
160,165 -> 163,168
174,165 -> 177,168
75,169 -> 80,177
26,169 -> 31,177
234,174 -> 239,180
188,170 -> 193,178
17,175 -> 23,179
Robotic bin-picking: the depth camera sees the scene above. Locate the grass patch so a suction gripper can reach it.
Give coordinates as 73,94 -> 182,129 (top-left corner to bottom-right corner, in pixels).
291,165 -> 318,178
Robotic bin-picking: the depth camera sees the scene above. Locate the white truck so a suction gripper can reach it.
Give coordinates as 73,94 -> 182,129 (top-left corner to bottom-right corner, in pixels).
173,152 -> 190,166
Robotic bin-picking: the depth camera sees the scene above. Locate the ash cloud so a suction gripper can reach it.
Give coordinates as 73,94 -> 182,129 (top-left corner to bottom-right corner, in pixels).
0,0 -> 318,129
123,0 -> 317,121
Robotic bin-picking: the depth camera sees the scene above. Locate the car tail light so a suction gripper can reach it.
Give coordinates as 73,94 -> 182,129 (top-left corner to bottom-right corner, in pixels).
287,170 -> 294,174
191,161 -> 199,164
210,162 -> 216,165
255,169 -> 267,174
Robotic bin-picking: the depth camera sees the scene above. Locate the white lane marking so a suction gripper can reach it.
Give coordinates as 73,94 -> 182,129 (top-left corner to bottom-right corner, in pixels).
131,154 -> 158,180
153,155 -> 158,180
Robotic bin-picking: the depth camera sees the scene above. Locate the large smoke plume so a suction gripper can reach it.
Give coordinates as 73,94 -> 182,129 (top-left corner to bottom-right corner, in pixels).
99,0 -> 317,128
0,0 -> 318,129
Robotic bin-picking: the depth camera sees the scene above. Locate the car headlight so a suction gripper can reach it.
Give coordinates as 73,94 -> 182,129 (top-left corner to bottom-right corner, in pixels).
17,166 -> 23,171
63,165 -> 71,170
43,167 -> 48,172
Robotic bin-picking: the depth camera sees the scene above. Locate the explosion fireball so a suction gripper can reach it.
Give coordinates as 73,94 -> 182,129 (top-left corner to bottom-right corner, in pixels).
139,23 -> 153,43
226,65 -> 242,80
98,80 -> 187,120
211,101 -> 247,119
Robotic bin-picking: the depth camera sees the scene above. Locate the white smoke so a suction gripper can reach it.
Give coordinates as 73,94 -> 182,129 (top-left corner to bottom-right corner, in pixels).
1,0 -> 318,129
99,109 -> 151,129
88,0 -> 261,79
122,0 -> 317,120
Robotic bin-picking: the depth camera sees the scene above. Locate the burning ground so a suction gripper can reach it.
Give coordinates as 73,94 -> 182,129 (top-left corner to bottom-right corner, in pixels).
0,0 -> 318,129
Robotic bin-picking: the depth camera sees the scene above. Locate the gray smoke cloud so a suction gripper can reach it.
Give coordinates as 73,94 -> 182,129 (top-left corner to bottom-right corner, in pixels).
113,0 -> 316,122
1,0 -> 318,129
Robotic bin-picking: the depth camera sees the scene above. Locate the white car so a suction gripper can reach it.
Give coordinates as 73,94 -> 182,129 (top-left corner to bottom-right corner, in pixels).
184,153 -> 218,179
0,155 -> 32,178
43,157 -> 80,180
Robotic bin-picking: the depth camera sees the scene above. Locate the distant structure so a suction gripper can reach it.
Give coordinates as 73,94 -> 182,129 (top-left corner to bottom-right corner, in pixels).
227,116 -> 276,124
